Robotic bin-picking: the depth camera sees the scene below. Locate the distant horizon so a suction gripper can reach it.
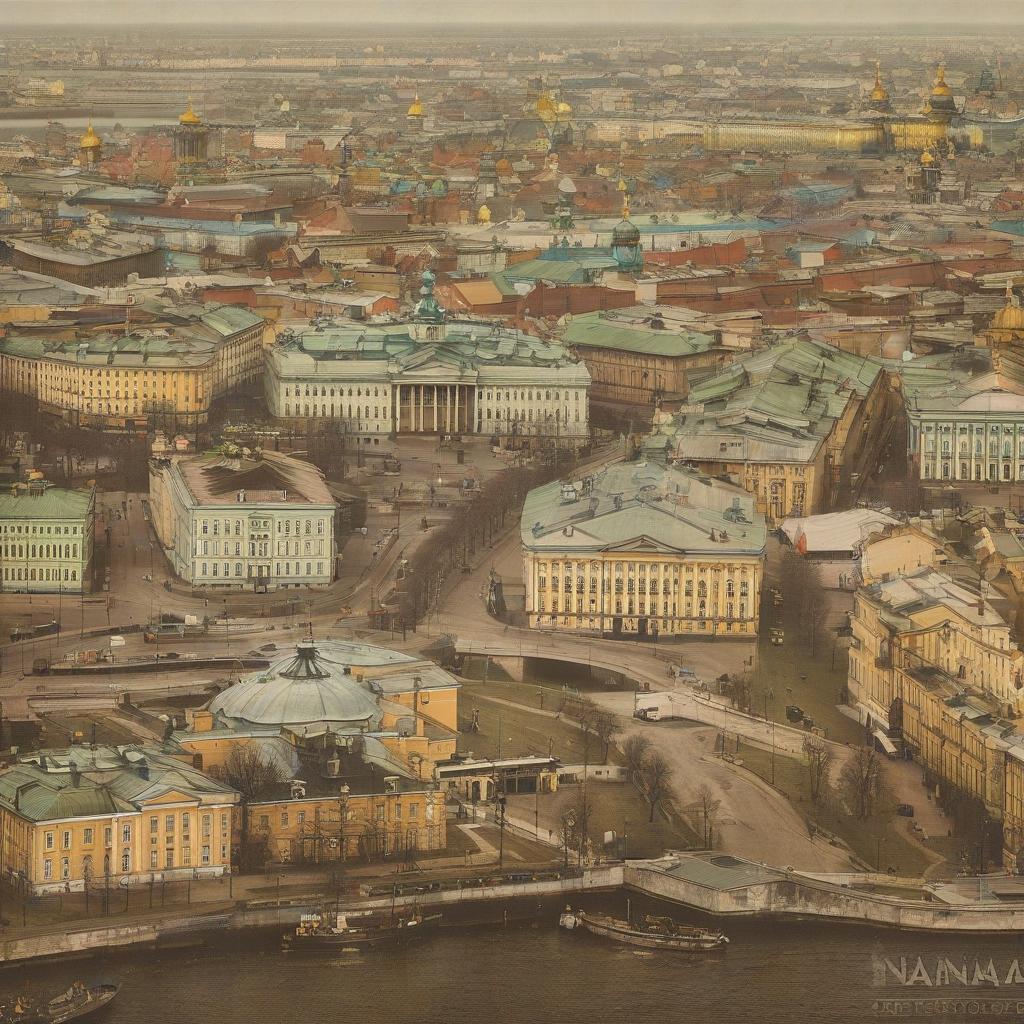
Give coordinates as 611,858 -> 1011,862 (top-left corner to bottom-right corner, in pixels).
5,0 -> 1024,27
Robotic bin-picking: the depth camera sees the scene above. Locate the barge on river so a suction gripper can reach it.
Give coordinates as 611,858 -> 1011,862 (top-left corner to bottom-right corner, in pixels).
283,908 -> 442,951
560,908 -> 728,951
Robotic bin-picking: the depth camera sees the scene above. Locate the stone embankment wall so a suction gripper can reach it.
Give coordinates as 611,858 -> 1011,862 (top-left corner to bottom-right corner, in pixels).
625,864 -> 1024,932
0,867 -> 624,965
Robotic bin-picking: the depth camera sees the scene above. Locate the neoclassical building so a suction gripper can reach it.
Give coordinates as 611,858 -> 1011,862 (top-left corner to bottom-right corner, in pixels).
903,291 -> 1024,484
0,302 -> 264,431
265,271 -> 590,448
0,482 -> 94,594
149,447 -> 337,590
177,639 -> 458,862
521,460 -> 766,639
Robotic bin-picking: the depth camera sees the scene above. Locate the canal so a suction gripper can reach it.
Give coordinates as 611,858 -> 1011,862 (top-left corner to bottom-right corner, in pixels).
8,892 -> 1024,1023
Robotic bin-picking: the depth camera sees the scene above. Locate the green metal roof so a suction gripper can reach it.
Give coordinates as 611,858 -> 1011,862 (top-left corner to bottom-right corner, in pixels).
0,486 -> 93,521
564,312 -> 717,357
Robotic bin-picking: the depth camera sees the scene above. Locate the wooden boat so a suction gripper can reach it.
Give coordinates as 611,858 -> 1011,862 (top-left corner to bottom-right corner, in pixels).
282,908 -> 441,951
560,909 -> 728,952
0,983 -> 119,1024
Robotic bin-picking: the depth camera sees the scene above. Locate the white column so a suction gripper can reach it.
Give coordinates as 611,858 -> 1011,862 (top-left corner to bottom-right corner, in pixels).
433,385 -> 438,432
454,384 -> 460,433
445,385 -> 452,433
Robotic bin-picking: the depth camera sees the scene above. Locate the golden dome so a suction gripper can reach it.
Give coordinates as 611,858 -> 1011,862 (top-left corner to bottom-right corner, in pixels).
920,148 -> 935,166
869,62 -> 889,103
992,281 -> 1024,331
179,99 -> 202,126
407,93 -> 423,118
931,65 -> 952,98
79,120 -> 101,149
477,203 -> 492,224
556,101 -> 572,115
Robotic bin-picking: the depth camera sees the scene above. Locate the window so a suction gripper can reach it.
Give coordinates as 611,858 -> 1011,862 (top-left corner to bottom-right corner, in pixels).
281,811 -> 289,827
150,816 -> 158,834
45,831 -> 55,851
165,851 -> 173,869
165,815 -> 175,834
150,849 -> 158,869
202,845 -> 211,866
122,824 -> 132,844
61,857 -> 70,880
259,815 -> 269,829
202,814 -> 211,838
43,859 -> 53,881
182,846 -> 191,866
62,830 -> 71,850
83,828 -> 94,845
121,851 -> 131,873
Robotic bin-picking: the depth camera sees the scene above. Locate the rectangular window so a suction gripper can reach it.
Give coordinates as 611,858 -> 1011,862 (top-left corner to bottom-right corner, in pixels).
165,815 -> 175,833
150,816 -> 158,834
150,849 -> 158,869
83,828 -> 94,845
281,812 -> 289,827
43,859 -> 53,880
122,824 -> 131,844
202,815 -> 211,838
182,846 -> 191,866
165,851 -> 174,869
62,830 -> 71,850
45,831 -> 55,850
104,827 -> 112,847
202,845 -> 211,866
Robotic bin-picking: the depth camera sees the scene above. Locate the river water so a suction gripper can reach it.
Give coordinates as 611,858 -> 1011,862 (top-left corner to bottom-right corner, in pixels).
9,893 -> 1024,1023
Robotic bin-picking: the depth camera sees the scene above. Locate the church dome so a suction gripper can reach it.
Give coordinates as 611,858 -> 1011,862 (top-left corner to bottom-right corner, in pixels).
179,100 -> 202,126
79,121 -> 101,150
407,94 -> 423,118
992,284 -> 1024,331
931,65 -> 952,98
208,640 -> 383,729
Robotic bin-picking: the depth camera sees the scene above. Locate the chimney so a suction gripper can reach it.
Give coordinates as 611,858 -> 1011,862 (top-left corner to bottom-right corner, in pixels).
979,598 -> 985,618
70,764 -> 80,788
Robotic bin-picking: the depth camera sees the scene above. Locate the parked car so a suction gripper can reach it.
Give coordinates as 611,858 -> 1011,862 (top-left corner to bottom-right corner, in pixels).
785,704 -> 804,722
770,628 -> 785,646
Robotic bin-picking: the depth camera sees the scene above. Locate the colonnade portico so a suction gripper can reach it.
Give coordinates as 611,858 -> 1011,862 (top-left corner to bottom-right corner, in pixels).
396,383 -> 473,434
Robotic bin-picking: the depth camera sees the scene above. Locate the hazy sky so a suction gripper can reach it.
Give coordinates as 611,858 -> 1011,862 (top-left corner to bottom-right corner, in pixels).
7,0 -> 1024,25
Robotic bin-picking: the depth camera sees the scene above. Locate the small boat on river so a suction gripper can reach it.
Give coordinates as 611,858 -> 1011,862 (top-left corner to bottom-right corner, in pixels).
559,907 -> 728,952
0,983 -> 119,1024
283,908 -> 442,951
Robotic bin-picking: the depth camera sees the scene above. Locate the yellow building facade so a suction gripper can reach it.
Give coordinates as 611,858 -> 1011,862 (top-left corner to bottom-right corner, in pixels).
0,306 -> 264,429
848,564 -> 1024,862
0,746 -> 238,894
522,461 -> 766,639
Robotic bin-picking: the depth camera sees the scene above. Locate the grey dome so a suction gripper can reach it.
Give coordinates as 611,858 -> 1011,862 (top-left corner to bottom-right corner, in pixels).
209,640 -> 383,729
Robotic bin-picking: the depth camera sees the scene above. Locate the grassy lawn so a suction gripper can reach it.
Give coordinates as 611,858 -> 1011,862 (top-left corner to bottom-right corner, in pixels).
458,679 -> 608,764
736,744 -> 934,877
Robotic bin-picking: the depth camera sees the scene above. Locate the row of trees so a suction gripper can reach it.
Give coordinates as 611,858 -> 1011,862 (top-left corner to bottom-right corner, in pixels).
398,458 -> 572,625
803,735 -> 883,821
775,548 -> 830,656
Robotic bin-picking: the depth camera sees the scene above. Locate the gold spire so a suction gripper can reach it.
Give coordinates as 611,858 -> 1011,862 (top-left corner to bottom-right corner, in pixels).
869,61 -> 889,103
79,119 -> 101,149
622,196 -> 630,220
179,97 -> 202,126
407,92 -> 423,118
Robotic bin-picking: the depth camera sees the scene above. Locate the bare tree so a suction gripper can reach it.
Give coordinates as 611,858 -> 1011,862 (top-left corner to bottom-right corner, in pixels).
839,744 -> 882,820
641,752 -> 674,823
803,736 -> 834,804
224,743 -> 286,800
692,783 -> 720,848
573,697 -> 600,767
594,709 -> 620,765
622,733 -> 652,787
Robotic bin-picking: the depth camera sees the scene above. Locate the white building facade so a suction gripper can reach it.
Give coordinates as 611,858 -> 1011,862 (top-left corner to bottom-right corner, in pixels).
149,450 -> 336,590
